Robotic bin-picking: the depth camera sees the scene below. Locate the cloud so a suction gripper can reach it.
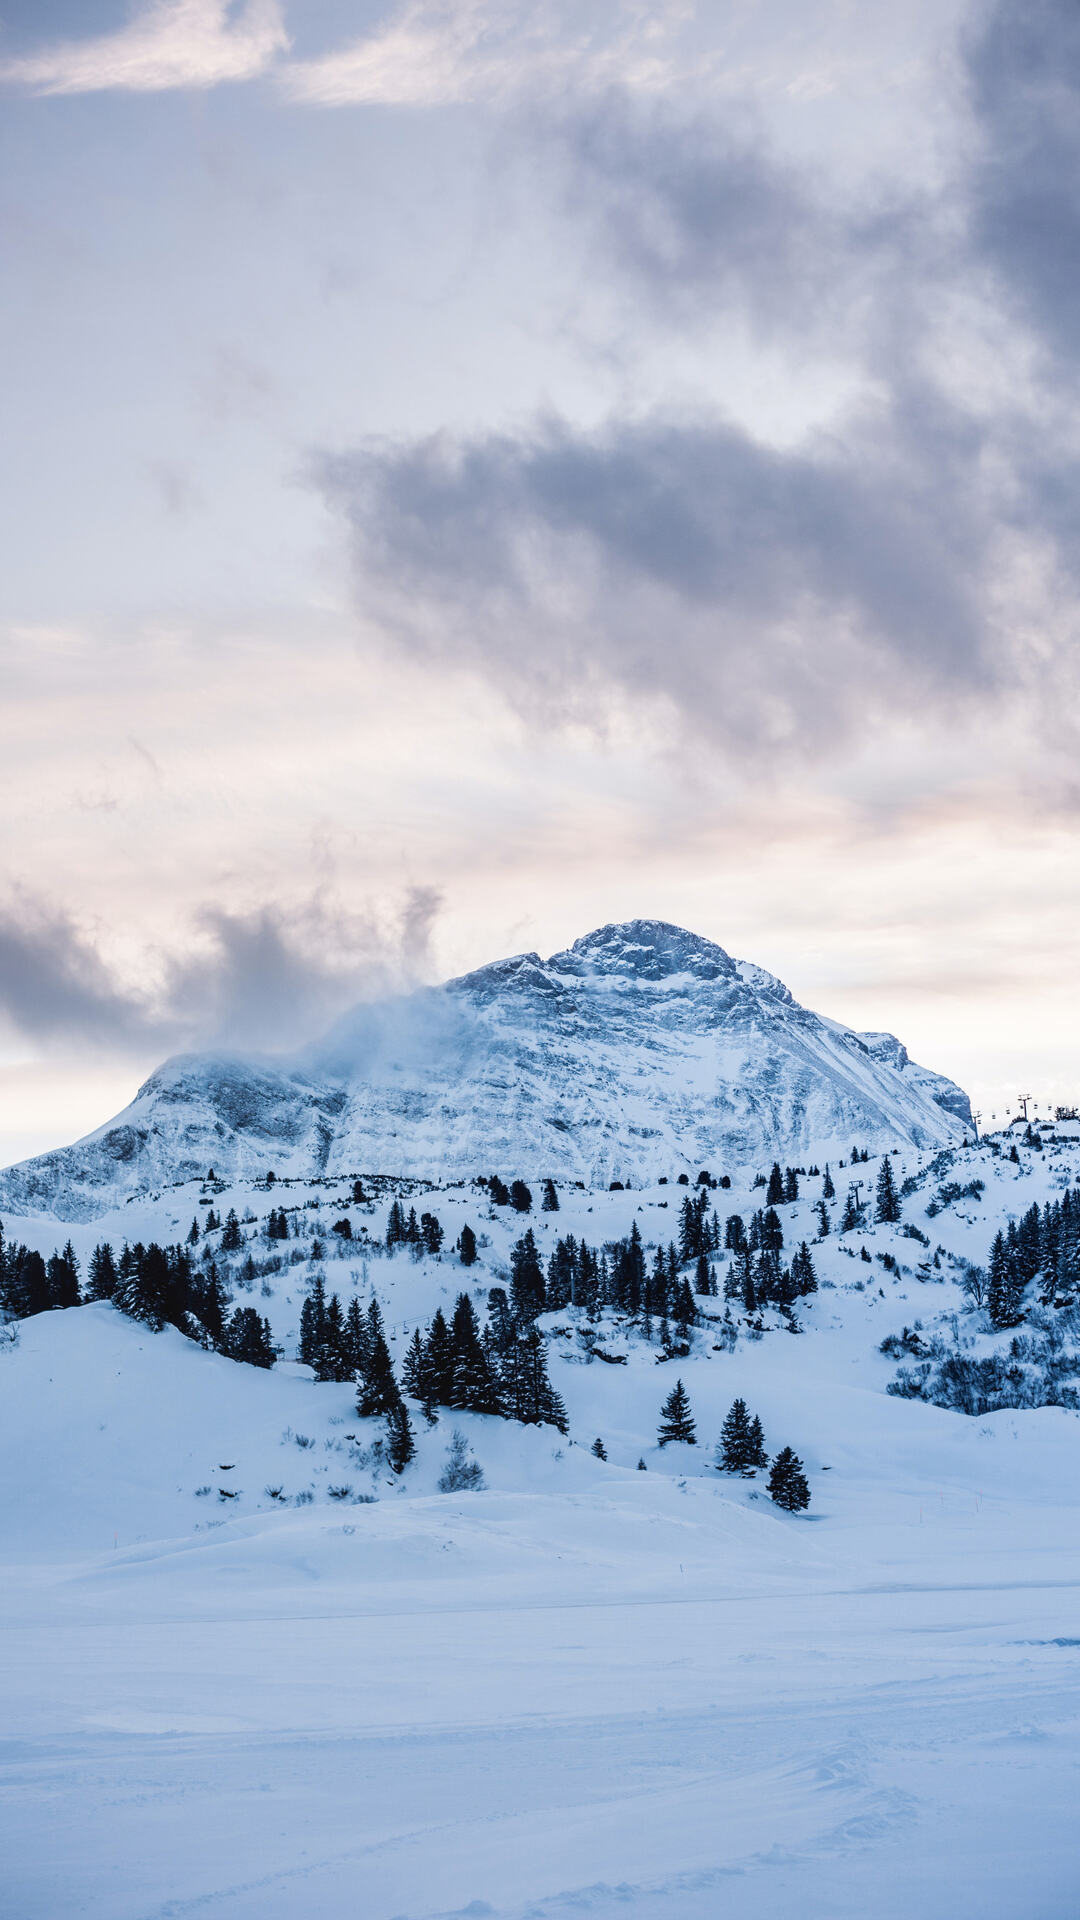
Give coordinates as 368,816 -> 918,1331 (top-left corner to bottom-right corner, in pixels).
302,3 -> 1080,763
964,0 -> 1080,371
0,888 -> 445,1057
540,94 -> 894,342
312,386 -> 1018,752
282,0 -> 702,110
0,0 -> 287,94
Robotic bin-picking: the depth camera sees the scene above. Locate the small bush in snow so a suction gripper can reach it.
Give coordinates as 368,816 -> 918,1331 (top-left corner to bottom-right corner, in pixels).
438,1430 -> 485,1492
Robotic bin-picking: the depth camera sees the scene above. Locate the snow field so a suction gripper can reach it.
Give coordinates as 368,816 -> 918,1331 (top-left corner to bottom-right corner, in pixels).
1,1129 -> 1079,1916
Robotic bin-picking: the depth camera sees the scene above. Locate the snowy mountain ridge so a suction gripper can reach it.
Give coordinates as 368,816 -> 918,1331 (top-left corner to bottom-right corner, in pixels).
0,919 -> 970,1221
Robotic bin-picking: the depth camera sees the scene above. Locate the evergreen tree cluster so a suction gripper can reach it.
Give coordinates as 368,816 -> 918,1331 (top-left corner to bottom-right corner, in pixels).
511,1224 -> 699,1337
716,1396 -> 811,1507
0,1226 -> 276,1366
984,1192 -> 1080,1327
385,1202 -> 444,1255
765,1162 -> 801,1204
402,1286 -> 568,1432
721,1210 -> 817,1315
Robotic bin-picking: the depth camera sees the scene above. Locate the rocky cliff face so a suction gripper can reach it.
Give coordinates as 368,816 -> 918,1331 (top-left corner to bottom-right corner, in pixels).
0,920 -> 970,1219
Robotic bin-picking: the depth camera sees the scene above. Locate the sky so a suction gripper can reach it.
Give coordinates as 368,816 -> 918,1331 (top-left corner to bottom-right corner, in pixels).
1,0 -> 1079,1165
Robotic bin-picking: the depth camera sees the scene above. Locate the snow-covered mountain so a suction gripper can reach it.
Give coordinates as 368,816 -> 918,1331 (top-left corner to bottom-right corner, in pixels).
0,919 -> 970,1220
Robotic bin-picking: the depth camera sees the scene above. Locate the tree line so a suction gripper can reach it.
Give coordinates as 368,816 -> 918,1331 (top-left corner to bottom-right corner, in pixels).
0,1226 -> 275,1366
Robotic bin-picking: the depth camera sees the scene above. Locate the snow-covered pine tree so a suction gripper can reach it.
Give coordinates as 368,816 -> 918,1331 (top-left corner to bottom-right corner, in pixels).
422,1306 -> 455,1407
356,1301 -> 402,1418
768,1447 -> 810,1511
657,1378 -> 696,1446
86,1242 -> 118,1300
591,1437 -> 607,1460
987,1230 -> 1025,1328
509,1230 -> 546,1322
717,1397 -> 752,1472
385,1400 -> 415,1473
449,1292 -> 501,1413
875,1156 -> 901,1224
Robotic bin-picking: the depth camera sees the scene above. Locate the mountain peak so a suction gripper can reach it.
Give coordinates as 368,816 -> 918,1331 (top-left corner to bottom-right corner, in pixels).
548,919 -> 735,983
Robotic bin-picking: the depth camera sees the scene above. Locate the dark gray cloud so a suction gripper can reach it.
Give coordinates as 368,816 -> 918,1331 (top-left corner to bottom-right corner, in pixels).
0,895 -> 162,1051
0,888 -> 444,1057
314,387 -> 1005,749
966,0 -> 1080,368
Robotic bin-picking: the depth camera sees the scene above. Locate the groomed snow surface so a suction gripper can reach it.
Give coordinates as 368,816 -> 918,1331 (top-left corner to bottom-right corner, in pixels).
2,1134 -> 1079,1918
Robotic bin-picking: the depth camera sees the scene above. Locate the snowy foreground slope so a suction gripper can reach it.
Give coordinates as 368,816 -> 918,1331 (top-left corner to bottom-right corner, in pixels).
0,920 -> 970,1218
2,1127 -> 1079,1918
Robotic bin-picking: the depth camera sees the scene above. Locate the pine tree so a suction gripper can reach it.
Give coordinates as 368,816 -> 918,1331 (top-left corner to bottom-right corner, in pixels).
298,1271 -> 327,1369
657,1378 -> 696,1446
694,1250 -> 711,1295
344,1296 -> 368,1376
356,1301 -> 401,1417
822,1164 -> 836,1200
449,1292 -> 500,1413
47,1244 -> 80,1308
791,1242 -> 818,1295
840,1188 -> 862,1233
385,1400 -> 415,1473
510,1180 -> 533,1213
386,1199 -> 406,1249
987,1230 -> 1025,1327
221,1209 -> 243,1253
86,1242 -> 118,1301
768,1447 -> 810,1511
459,1223 -> 478,1267
783,1167 -> 799,1203
717,1397 -> 752,1472
187,1217 -> 200,1247
875,1156 -> 901,1224
766,1162 -> 785,1205
815,1199 -> 830,1238
591,1437 -> 607,1460
195,1261 -> 229,1348
420,1212 -> 444,1255
504,1326 -> 568,1431
402,1327 -> 427,1399
423,1307 -> 455,1406
226,1307 -> 276,1367
509,1230 -> 546,1322
541,1178 -> 559,1212
746,1414 -> 767,1469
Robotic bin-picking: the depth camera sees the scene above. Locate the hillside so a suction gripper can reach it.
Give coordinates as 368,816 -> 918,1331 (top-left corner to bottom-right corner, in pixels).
0,919 -> 970,1220
1,1121 -> 1079,1919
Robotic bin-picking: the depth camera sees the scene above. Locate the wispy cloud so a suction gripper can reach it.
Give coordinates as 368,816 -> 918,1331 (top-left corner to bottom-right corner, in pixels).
1,0 -> 288,96
282,0 -> 702,110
